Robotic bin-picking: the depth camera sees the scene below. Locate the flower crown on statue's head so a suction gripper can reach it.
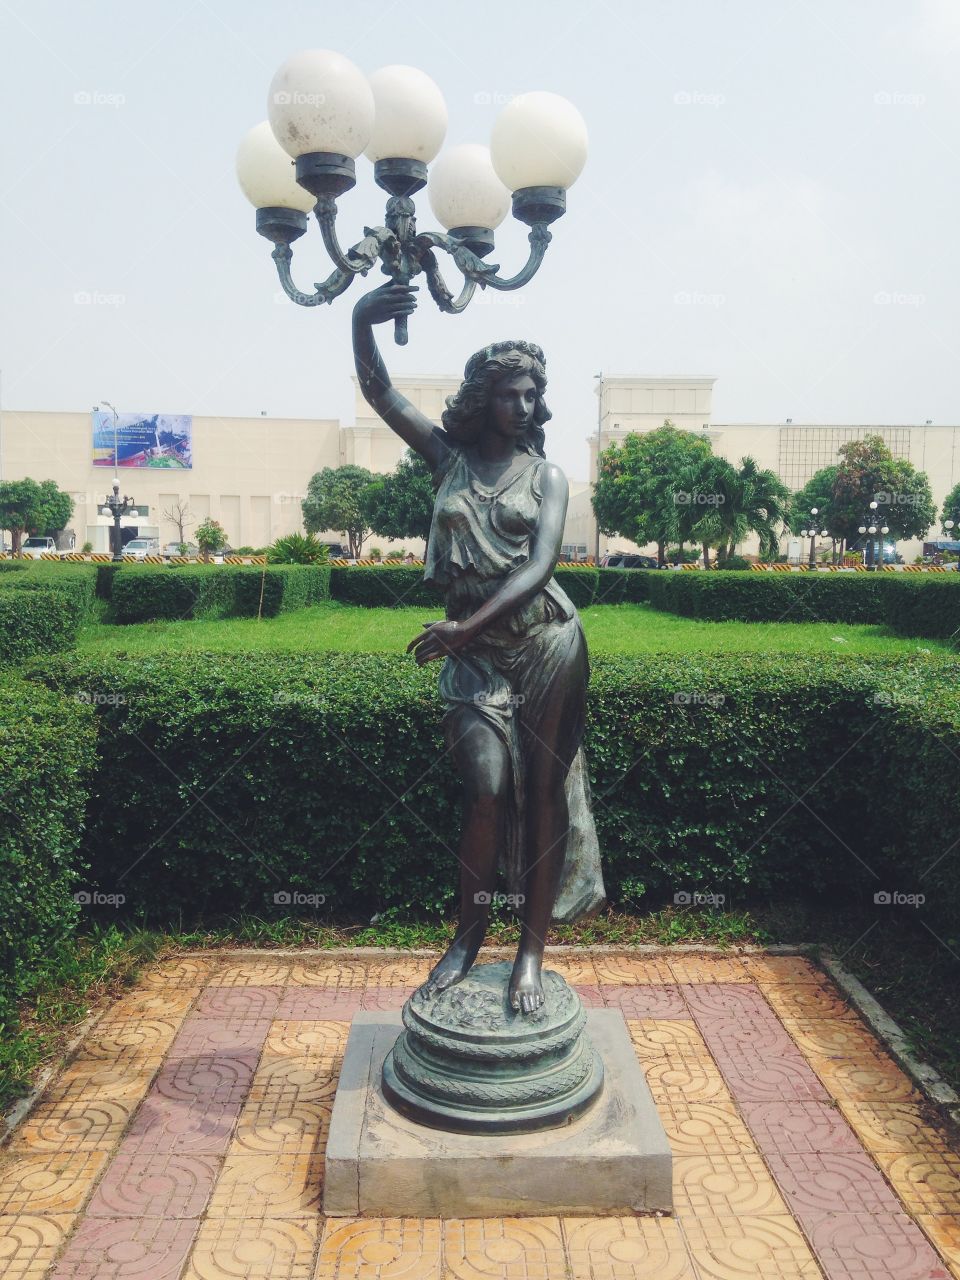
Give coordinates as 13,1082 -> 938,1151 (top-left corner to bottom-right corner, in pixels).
462,340 -> 547,382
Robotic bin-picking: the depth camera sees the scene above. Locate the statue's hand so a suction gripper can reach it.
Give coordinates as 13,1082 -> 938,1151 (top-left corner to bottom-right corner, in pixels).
406,619 -> 471,665
353,281 -> 418,327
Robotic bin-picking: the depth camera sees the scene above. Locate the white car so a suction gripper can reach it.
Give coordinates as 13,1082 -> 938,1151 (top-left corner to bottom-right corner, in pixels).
20,536 -> 58,559
121,538 -> 160,561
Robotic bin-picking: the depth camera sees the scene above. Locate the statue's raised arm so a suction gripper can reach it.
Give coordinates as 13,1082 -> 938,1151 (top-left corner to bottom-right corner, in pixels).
352,282 -> 452,476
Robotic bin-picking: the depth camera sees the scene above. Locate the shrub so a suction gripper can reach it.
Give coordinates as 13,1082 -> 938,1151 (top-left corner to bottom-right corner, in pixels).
884,576 -> 960,640
0,672 -> 96,1029
554,567 -> 598,609
717,555 -> 752,571
233,565 -> 331,617
0,589 -> 78,664
0,564 -> 98,623
646,570 -> 907,625
330,566 -> 444,609
26,650 -> 960,932
111,566 -> 235,623
594,568 -> 653,605
267,533 -> 330,565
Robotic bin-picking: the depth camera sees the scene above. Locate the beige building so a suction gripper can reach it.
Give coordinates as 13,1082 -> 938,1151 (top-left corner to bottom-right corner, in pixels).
2,376 -> 957,561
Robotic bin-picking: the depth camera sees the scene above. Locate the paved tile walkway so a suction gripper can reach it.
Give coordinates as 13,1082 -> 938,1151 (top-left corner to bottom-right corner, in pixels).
1,951 -> 958,1278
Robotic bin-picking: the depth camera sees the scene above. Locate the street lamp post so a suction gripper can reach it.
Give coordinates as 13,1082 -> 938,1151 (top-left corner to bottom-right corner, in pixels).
593,371 -> 602,566
100,479 -> 139,562
236,53 -> 587,344
798,507 -> 829,570
857,500 -> 889,570
945,518 -> 959,571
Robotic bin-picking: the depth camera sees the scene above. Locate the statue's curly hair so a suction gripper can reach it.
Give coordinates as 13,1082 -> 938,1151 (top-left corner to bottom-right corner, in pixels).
441,340 -> 551,456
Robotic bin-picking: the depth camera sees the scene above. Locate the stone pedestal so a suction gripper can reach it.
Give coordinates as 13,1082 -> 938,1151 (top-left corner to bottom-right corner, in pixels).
324,1006 -> 673,1217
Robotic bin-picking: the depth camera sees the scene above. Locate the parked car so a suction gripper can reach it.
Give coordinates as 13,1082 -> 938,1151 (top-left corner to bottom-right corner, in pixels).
20,536 -> 58,559
121,538 -> 161,561
163,542 -> 199,558
600,553 -> 660,569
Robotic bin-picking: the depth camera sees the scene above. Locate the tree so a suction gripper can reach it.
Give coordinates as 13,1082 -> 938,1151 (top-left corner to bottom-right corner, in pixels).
364,449 -> 434,542
162,499 -> 193,547
0,478 -> 74,553
942,482 -> 960,531
790,466 -> 840,562
195,517 -> 227,562
832,435 -> 935,563
593,423 -> 714,566
302,465 -> 375,559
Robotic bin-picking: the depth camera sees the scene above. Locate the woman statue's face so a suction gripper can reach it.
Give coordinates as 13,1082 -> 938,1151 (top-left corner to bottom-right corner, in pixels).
488,373 -> 537,441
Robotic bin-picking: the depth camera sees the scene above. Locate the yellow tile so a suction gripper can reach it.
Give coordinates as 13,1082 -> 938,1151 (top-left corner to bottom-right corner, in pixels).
627,1019 -> 713,1060
12,1098 -> 135,1152
182,1215 -> 318,1279
206,1154 -> 323,1218
644,1055 -> 731,1104
656,1102 -> 758,1156
41,1060 -> 158,1106
207,961 -> 292,987
542,957 -> 600,985
562,1215 -> 697,1279
94,989 -> 197,1024
315,1218 -> 442,1279
838,1101 -> 957,1154
805,1053 -> 922,1103
679,1211 -> 822,1278
741,955 -> 824,984
136,957 -> 213,988
760,981 -> 857,1022
288,960 -> 370,989
443,1217 -> 566,1280
874,1150 -> 960,1215
916,1215 -> 960,1280
365,958 -> 438,987
667,955 -> 752,984
262,1021 -> 348,1060
781,1018 -> 885,1059
0,1151 -> 108,1215
673,1153 -> 791,1217
595,956 -> 675,984
0,1213 -> 74,1279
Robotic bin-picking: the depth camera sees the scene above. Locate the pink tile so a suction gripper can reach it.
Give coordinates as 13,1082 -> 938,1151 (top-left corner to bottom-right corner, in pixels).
572,984 -> 604,1008
275,988 -> 363,1019
766,1151 -> 903,1216
601,984 -> 691,1018
681,982 -> 773,1020
193,986 -> 281,1020
121,1092 -> 242,1155
166,1018 -> 271,1060
86,1152 -> 218,1218
50,1216 -> 197,1278
149,1052 -> 259,1103
807,1211 -> 950,1279
740,1100 -> 864,1154
694,1013 -> 797,1054
711,1046 -> 831,1102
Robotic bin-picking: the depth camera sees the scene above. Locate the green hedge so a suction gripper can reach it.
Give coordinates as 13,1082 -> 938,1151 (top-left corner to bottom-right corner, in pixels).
110,565 -> 331,623
0,590 -> 79,665
0,672 -> 96,1029
26,650 -> 960,931
645,569 -> 941,626
328,565 -> 603,610
593,568 -> 654,606
0,565 -> 98,624
883,576 -> 960,640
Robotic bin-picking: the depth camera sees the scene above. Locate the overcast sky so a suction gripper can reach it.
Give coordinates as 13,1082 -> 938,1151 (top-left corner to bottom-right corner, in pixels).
1,0 -> 957,481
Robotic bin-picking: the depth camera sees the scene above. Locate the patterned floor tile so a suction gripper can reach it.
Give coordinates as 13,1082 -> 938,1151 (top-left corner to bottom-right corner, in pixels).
916,1216 -> 960,1280
692,1014 -> 797,1056
150,1052 -> 260,1104
231,1093 -> 332,1156
49,1215 -> 198,1278
708,1046 -> 831,1103
360,986 -> 412,1012
288,959 -> 371,989
739,1100 -> 864,1154
205,961 -> 292,987
261,1020 -> 349,1060
627,1019 -> 713,1060
806,1211 -> 952,1279
181,1216 -> 319,1278
12,1098 -> 136,1153
644,1056 -> 731,1104
72,1020 -> 181,1063
364,958 -> 438,987
542,957 -> 600,986
314,1217 -> 442,1278
136,958 -> 214,989
667,955 -> 753,985
246,1053 -> 341,1097
677,1211 -> 822,1278
206,1154 -> 323,1217
761,981 -> 859,1022
443,1217 -> 567,1279
86,1152 -> 218,1218
839,1102 -> 957,1154
602,985 -> 690,1018
808,1054 -> 924,1104
0,1213 -> 73,1278
121,1090 -> 243,1155
655,1101 -> 757,1156
0,1151 -> 109,1215
572,983 -> 606,1008
740,955 -> 824,984
781,1017 -> 886,1059
39,1062 -> 158,1107
874,1151 -> 960,1215
672,1153 -> 791,1216
275,988 -> 363,1019
765,1150 -> 903,1216
680,983 -> 774,1021
193,986 -> 282,1021
561,1215 -> 697,1279
594,956 -> 676,985
94,990 -> 198,1025
165,1017 -> 272,1060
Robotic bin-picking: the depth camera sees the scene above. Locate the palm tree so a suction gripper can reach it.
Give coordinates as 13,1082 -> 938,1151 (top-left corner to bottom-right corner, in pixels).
725,456 -> 790,562
680,456 -> 789,567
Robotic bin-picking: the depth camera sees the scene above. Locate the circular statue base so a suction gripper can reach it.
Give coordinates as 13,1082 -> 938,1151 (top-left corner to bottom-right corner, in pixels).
381,961 -> 604,1134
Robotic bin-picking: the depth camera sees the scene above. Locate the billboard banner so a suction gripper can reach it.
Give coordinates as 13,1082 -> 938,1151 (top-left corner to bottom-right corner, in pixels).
93,411 -> 192,469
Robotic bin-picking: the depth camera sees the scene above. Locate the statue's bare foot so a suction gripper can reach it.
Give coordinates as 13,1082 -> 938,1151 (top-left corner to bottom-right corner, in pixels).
509,951 -> 545,1015
417,938 -> 479,1000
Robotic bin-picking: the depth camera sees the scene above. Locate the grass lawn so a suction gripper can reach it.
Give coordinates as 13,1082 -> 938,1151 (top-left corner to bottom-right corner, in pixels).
77,600 -> 955,657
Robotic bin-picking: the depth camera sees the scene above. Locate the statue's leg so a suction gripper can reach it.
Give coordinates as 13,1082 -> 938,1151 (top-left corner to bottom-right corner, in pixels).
509,622 -> 589,1014
419,702 -> 512,999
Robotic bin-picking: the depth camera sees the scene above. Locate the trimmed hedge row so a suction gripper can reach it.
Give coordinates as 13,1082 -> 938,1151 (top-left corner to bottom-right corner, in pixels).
0,564 -> 99,624
0,672 -> 96,1029
327,565 -> 604,610
110,565 -> 332,623
0,589 -> 79,665
27,649 -> 960,932
646,569 -> 960,630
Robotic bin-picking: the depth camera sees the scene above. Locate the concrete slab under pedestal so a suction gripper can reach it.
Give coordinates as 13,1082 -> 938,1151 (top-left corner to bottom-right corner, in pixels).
324,1009 -> 673,1218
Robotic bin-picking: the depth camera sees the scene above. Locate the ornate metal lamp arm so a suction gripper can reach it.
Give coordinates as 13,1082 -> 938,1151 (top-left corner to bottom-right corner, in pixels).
420,250 -> 478,313
415,223 -> 552,297
271,243 -> 353,307
476,224 -> 552,292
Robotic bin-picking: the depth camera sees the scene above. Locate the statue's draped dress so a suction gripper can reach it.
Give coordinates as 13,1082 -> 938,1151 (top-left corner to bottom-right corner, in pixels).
423,438 -> 605,921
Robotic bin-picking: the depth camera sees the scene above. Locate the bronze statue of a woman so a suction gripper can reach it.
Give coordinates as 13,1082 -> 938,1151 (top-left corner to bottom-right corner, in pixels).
353,281 -> 604,1017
